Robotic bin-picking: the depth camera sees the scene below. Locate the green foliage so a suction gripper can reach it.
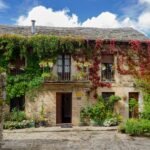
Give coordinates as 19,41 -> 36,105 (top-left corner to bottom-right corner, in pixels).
6,74 -> 44,101
141,94 -> 150,120
40,103 -> 45,121
123,119 -> 150,136
41,72 -> 57,81
136,78 -> 150,94
80,95 -> 122,126
119,94 -> 150,136
6,108 -> 26,122
80,106 -> 91,125
4,120 -> 35,129
0,34 -> 88,102
129,98 -> 138,112
103,117 -> 118,127
107,95 -> 121,111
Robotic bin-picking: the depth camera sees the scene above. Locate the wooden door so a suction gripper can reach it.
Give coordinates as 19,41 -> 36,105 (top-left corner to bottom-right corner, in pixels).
56,93 -> 72,124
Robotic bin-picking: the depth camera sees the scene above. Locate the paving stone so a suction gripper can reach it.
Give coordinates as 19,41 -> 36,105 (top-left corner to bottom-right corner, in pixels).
2,130 -> 150,150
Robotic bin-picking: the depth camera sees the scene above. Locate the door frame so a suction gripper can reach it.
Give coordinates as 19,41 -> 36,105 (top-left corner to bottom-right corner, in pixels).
56,92 -> 72,124
129,92 -> 139,118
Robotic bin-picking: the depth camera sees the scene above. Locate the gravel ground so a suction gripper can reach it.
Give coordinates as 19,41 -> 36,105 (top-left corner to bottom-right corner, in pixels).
2,128 -> 150,150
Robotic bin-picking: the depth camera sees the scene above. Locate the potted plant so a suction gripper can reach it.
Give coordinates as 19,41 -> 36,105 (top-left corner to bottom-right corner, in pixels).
38,103 -> 47,127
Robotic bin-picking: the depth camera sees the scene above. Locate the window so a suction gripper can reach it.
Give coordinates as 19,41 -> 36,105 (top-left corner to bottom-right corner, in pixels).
57,54 -> 71,80
9,58 -> 25,75
102,92 -> 115,101
101,55 -> 114,81
10,96 -> 25,112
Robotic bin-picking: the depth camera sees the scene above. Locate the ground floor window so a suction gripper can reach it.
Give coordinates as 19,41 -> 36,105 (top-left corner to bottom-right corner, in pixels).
10,96 -> 25,112
102,92 -> 115,101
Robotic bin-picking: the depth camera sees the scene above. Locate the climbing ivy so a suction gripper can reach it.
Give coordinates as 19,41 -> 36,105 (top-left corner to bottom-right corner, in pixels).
0,34 -> 87,102
0,34 -> 149,101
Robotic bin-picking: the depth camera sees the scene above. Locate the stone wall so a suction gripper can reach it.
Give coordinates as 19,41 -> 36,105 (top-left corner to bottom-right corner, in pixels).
0,73 -> 5,149
24,55 -> 143,126
25,83 -> 89,126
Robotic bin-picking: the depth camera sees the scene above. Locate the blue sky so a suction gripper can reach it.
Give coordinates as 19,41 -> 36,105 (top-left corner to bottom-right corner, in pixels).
0,0 -> 150,36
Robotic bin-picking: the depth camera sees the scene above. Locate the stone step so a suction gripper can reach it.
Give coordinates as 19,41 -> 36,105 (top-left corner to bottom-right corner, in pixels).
56,123 -> 73,128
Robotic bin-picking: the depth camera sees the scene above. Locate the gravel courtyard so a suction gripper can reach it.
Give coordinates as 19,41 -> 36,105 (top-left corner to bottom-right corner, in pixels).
2,127 -> 150,150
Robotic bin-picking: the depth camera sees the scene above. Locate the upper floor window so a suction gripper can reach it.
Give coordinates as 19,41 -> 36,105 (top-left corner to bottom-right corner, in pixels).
57,54 -> 71,81
101,55 -> 114,81
9,58 -> 25,75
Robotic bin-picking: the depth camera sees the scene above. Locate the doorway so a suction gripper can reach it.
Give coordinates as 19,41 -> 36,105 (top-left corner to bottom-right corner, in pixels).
56,93 -> 72,124
129,92 -> 139,118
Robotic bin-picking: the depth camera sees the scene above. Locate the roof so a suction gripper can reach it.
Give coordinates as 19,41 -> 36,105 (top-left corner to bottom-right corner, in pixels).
0,25 -> 148,41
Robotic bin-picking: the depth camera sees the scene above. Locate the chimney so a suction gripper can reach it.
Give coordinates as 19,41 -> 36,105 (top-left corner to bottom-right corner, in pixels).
31,20 -> 36,34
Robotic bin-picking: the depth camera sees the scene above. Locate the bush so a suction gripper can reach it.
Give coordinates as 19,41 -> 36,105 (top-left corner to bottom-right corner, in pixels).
80,106 -> 92,125
103,114 -> 122,127
4,120 -> 35,129
141,103 -> 150,120
80,95 -> 122,126
108,95 -> 121,111
103,117 -> 118,127
10,109 -> 26,122
141,94 -> 150,120
121,119 -> 150,136
80,101 -> 107,125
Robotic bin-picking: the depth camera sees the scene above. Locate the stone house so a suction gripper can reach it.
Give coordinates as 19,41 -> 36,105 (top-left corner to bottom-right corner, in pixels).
0,24 -> 149,126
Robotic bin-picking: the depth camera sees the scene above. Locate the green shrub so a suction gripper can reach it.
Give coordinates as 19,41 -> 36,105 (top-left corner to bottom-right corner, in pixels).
124,119 -> 150,136
90,101 -> 106,124
4,112 -> 12,122
10,108 -> 26,122
80,95 -> 122,126
80,106 -> 92,125
4,108 -> 26,122
141,103 -> 150,120
103,114 -> 122,127
141,94 -> 150,120
4,120 -> 35,129
108,95 -> 121,111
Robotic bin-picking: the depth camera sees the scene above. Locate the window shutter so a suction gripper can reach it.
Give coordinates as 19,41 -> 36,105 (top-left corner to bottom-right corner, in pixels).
101,55 -> 114,63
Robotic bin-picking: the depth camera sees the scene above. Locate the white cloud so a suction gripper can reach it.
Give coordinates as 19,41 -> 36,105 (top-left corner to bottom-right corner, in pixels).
17,6 -> 80,27
139,0 -> 150,4
138,12 -> 150,30
16,4 -> 150,36
0,0 -> 7,10
82,12 -> 120,28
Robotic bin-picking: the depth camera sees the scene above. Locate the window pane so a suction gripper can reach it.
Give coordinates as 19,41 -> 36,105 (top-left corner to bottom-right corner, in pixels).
65,66 -> 69,72
58,66 -> 62,73
57,59 -> 62,65
101,63 -> 114,81
65,59 -> 69,65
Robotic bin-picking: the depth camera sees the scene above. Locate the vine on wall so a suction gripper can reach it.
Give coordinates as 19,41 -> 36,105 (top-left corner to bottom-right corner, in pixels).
0,34 -> 149,101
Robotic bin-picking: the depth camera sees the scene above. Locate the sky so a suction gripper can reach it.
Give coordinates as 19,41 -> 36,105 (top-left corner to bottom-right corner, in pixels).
0,0 -> 150,37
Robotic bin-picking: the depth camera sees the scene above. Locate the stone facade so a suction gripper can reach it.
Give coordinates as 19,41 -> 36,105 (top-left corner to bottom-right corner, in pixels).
25,56 -> 143,126
0,73 -> 6,149
26,83 -> 90,126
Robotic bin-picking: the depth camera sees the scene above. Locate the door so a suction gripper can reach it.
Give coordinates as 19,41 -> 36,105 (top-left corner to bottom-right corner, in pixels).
56,93 -> 72,124
129,92 -> 139,118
